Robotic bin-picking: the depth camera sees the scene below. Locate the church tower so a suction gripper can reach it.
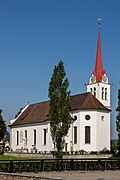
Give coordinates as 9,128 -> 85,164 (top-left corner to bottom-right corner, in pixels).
87,21 -> 110,109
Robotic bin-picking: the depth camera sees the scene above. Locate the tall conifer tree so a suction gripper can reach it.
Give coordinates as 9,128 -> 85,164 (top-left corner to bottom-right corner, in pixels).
48,60 -> 72,158
116,89 -> 120,153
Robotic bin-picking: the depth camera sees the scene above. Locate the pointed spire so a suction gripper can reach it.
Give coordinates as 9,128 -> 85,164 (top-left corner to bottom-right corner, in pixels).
93,19 -> 106,82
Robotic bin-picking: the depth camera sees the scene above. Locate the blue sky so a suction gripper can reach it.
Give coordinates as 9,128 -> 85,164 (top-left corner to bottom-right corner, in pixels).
0,0 -> 119,139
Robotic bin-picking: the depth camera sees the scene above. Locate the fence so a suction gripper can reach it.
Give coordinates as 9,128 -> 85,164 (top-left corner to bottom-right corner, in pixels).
0,158 -> 120,173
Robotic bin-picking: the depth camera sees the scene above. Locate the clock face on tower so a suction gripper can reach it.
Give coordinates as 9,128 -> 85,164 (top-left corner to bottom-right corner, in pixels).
91,76 -> 96,83
102,75 -> 107,82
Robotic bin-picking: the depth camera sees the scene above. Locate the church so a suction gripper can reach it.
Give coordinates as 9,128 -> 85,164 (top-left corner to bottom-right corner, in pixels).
10,23 -> 111,153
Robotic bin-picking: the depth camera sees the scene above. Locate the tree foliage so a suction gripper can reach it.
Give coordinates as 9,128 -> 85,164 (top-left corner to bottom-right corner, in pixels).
48,60 -> 72,158
0,109 -> 6,142
116,89 -> 120,153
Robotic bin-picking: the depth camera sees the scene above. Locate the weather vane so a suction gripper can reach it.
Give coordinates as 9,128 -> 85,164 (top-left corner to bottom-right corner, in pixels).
98,18 -> 102,28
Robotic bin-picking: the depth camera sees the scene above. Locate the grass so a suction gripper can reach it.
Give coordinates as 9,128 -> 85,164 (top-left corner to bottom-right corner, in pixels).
0,155 -> 32,161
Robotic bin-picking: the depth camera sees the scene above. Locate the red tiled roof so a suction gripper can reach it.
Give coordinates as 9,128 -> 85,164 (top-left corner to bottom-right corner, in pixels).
10,92 -> 110,127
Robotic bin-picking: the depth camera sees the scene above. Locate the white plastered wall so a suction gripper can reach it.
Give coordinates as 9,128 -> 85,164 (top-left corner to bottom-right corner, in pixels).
10,122 -> 53,152
96,111 -> 110,151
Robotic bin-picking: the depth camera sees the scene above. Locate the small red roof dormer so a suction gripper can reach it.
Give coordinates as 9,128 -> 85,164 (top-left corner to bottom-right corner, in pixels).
92,21 -> 106,82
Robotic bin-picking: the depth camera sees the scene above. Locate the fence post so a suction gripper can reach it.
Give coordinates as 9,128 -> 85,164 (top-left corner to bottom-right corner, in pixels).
85,161 -> 87,170
104,161 -> 106,170
70,159 -> 74,170
9,160 -> 13,173
41,159 -> 44,171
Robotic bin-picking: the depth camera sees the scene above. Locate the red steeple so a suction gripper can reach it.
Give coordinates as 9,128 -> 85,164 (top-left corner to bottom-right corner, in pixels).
92,21 -> 105,82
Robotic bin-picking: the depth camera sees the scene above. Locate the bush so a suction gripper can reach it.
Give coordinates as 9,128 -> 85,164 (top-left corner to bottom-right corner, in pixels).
99,148 -> 111,154
0,150 -> 4,155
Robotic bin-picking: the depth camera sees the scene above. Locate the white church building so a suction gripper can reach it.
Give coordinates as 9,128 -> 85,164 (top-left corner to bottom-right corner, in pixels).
10,24 -> 111,153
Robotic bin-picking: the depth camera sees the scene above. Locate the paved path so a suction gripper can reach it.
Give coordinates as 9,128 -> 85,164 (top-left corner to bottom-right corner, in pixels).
1,170 -> 120,180
23,170 -> 120,180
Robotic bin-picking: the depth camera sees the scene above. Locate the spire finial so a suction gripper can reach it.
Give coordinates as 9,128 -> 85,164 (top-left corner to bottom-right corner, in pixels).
92,18 -> 106,82
98,18 -> 102,28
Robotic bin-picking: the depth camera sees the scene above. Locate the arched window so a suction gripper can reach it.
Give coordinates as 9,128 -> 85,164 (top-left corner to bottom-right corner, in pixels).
33,130 -> 36,146
102,87 -> 104,100
16,131 -> 19,145
25,130 -> 27,145
105,88 -> 107,100
20,131 -> 23,142
43,129 -> 47,145
74,126 -> 77,144
85,126 -> 90,144
94,87 -> 96,97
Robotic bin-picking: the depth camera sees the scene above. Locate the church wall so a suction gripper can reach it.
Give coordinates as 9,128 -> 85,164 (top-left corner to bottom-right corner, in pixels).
10,109 -> 110,153
64,110 -> 98,152
79,110 -> 97,152
65,110 -> 99,152
10,122 -> 53,153
96,111 -> 110,151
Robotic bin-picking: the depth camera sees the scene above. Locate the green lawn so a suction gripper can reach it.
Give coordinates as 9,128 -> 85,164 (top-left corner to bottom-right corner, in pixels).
0,155 -> 31,160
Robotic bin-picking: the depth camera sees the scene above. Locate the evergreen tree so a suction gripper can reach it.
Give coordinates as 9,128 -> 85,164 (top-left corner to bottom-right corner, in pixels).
116,89 -> 120,154
0,109 -> 6,142
48,60 -> 72,158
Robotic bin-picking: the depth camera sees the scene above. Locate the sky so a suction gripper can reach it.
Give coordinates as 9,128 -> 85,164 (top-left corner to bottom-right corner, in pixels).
0,0 -> 119,139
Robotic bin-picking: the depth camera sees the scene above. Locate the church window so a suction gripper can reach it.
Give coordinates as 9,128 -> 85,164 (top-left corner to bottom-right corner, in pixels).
94,87 -> 96,97
102,87 -> 104,100
85,126 -> 90,144
85,115 -> 91,120
44,129 -> 47,145
74,126 -> 77,144
105,88 -> 107,100
25,130 -> 27,145
16,131 -> 19,145
20,131 -> 23,142
90,88 -> 92,92
101,116 -> 104,121
33,130 -> 36,146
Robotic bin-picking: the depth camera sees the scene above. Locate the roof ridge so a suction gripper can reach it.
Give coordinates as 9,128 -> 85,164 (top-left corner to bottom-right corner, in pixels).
30,100 -> 49,106
70,92 -> 89,98
29,92 -> 89,106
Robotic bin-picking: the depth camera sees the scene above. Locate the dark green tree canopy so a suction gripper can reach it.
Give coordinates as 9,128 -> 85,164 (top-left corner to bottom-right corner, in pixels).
0,109 -> 6,142
48,60 -> 72,158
